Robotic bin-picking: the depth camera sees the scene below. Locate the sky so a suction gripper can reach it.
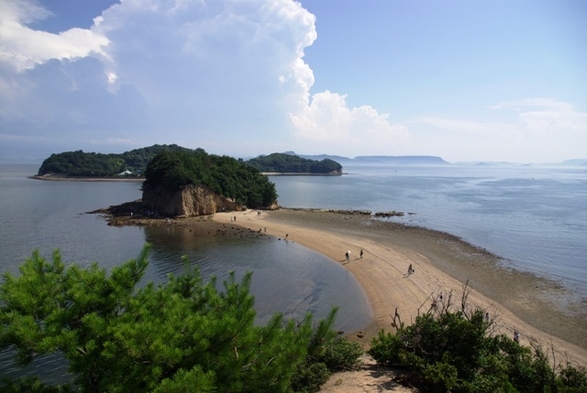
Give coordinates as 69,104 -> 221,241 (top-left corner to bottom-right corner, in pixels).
0,0 -> 585,164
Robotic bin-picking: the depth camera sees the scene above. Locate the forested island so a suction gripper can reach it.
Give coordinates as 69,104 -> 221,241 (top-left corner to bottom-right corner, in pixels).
141,149 -> 277,213
246,153 -> 342,175
89,149 -> 279,219
36,144 -> 192,178
36,146 -> 343,178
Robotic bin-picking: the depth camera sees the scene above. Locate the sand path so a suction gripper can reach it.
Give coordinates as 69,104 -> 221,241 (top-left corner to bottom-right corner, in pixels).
212,209 -> 586,391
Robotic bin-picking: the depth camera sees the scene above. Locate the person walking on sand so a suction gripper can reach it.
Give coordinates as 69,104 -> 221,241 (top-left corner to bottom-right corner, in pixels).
408,263 -> 413,275
345,251 -> 350,262
360,249 -> 364,259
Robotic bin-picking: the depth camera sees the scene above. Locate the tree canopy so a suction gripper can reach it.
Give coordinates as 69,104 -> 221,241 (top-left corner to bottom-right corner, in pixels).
37,144 -> 193,177
0,245 -> 362,392
37,148 -> 343,178
245,153 -> 343,174
143,150 -> 278,209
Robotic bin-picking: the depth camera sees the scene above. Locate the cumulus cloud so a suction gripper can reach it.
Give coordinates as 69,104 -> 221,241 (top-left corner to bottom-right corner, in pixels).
0,0 -> 109,71
290,91 -> 409,153
0,0 -> 409,160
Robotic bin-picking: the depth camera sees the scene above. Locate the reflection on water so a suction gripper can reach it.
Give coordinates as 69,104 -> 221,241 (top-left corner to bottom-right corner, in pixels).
143,225 -> 371,330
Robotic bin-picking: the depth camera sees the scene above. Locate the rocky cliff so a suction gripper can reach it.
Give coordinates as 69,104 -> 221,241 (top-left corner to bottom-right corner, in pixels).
142,184 -> 244,217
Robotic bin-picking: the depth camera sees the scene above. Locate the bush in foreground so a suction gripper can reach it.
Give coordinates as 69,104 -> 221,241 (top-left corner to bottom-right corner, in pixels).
0,244 -> 361,392
368,292 -> 587,393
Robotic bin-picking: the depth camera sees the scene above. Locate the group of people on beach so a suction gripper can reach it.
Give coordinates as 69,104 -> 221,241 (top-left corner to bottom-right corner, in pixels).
344,249 -> 364,263
343,249 -> 417,279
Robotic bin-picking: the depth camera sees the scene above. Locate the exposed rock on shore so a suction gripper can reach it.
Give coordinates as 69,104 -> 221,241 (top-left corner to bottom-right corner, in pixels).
142,184 -> 244,217
89,184 -> 278,226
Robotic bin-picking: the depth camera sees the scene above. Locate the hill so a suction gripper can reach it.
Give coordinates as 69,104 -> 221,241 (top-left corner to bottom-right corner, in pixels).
246,152 -> 342,174
560,159 -> 587,167
37,144 -> 193,177
142,150 -> 277,211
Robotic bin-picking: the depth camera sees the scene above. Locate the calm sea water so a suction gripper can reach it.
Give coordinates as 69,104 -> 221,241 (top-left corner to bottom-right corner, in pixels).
0,164 -> 369,381
270,164 -> 587,297
1,163 -> 586,381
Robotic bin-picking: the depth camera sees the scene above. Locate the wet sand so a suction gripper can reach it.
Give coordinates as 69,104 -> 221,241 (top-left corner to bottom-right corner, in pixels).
212,208 -> 587,367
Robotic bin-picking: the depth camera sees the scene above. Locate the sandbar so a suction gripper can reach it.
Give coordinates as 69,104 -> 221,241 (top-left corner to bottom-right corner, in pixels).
212,208 -> 587,367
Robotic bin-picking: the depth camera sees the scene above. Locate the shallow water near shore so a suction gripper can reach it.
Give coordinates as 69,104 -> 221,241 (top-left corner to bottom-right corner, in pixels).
0,164 -> 370,382
270,164 -> 587,297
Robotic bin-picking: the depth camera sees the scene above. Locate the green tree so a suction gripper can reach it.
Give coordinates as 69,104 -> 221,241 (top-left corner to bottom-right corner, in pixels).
142,150 -> 278,209
0,245 -> 351,392
37,144 -> 194,177
246,153 -> 342,174
368,303 -> 587,392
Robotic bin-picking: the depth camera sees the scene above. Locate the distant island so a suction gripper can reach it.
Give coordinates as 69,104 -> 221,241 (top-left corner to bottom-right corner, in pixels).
246,152 -> 342,175
36,144 -> 195,178
35,145 -> 344,178
281,152 -> 450,166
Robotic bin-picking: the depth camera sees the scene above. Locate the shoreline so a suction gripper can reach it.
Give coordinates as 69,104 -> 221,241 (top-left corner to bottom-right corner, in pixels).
94,205 -> 587,367
30,173 -> 344,181
212,208 -> 587,367
30,175 -> 145,182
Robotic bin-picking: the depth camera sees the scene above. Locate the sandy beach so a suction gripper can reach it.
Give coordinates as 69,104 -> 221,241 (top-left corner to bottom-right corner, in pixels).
99,205 -> 586,391
210,208 -> 587,369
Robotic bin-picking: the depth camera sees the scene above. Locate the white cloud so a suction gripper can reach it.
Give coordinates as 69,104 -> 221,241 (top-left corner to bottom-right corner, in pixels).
290,90 -> 410,154
0,0 -> 413,160
411,99 -> 587,162
0,0 -> 584,164
0,0 -> 322,156
0,0 -> 109,72
492,99 -> 587,136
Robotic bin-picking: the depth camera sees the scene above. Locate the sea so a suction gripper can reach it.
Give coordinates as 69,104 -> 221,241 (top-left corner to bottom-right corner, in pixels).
0,162 -> 586,381
271,164 -> 587,297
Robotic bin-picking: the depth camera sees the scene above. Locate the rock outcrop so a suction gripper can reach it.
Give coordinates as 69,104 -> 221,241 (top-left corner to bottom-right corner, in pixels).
142,184 -> 243,217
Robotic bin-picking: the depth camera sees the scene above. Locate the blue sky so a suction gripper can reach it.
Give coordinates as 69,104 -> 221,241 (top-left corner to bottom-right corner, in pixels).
1,0 -> 585,163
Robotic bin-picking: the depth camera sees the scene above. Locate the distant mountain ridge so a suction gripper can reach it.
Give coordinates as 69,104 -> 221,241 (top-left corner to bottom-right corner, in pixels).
560,159 -> 587,167
283,151 -> 449,165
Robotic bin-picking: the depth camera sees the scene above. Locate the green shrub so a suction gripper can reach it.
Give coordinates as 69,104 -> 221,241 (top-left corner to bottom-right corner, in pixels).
423,362 -> 458,393
290,361 -> 330,393
316,337 -> 363,372
368,329 -> 403,366
559,363 -> 587,387
368,306 -> 587,393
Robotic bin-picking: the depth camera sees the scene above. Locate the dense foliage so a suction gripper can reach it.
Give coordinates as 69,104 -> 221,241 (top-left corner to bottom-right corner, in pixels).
246,153 -> 343,174
368,303 -> 587,393
0,245 -> 362,392
37,144 -> 193,177
143,150 -> 277,209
